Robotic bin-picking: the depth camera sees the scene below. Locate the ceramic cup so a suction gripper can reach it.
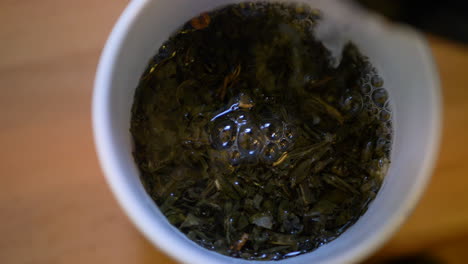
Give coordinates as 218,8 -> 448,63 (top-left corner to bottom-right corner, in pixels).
93,0 -> 442,263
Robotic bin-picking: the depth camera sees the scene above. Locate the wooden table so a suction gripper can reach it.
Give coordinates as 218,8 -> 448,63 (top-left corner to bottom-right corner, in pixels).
1,1 -> 467,263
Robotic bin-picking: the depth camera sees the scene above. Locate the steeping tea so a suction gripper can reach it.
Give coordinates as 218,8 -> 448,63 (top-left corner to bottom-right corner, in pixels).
130,2 -> 392,260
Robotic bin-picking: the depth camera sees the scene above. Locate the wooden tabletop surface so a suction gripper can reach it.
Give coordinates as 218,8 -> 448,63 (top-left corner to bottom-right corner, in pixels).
1,1 -> 468,263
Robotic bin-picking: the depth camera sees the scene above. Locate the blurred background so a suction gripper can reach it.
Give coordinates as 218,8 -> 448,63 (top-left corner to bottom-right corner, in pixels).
1,0 -> 467,263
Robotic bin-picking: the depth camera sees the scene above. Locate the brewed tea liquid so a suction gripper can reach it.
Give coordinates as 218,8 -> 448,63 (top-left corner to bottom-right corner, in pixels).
131,2 -> 392,260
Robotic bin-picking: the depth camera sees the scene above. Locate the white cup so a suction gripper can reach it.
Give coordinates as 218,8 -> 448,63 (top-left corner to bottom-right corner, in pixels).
93,0 -> 442,263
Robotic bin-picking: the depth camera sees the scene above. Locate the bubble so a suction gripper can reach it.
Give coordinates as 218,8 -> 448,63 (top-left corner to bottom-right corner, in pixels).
238,125 -> 262,156
385,120 -> 392,129
367,157 -> 390,180
371,75 -> 384,88
361,83 -> 372,94
363,73 -> 371,83
297,18 -> 315,30
376,123 -> 391,136
262,143 -> 280,163
340,91 -> 363,117
358,77 -> 367,85
211,119 -> 237,150
379,109 -> 391,122
369,106 -> 379,116
371,88 -> 388,108
260,120 -> 283,140
375,137 -> 389,154
231,110 -> 250,124
385,132 -> 392,141
384,100 -> 391,112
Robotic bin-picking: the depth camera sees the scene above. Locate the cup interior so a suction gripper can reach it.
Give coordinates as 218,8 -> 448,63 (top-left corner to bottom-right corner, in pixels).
93,0 -> 441,263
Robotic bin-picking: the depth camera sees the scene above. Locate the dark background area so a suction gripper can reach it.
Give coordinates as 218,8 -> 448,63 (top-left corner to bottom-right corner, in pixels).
357,0 -> 468,44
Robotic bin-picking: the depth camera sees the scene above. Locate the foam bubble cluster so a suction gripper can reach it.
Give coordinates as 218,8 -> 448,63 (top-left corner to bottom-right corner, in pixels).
358,66 -> 392,138
210,100 -> 295,166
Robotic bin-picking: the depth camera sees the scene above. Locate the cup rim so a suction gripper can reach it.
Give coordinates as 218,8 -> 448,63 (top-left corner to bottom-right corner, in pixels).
93,0 -> 442,263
